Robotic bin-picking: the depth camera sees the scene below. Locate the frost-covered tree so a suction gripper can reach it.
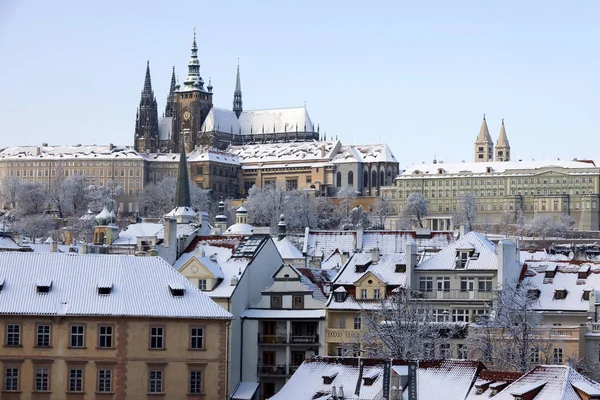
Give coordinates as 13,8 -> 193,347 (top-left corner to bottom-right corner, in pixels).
1,175 -> 21,209
340,205 -> 370,230
286,190 -> 317,229
66,216 -> 97,244
373,196 -> 390,229
14,214 -> 55,244
46,167 -> 88,218
498,211 -> 514,236
15,181 -> 47,216
141,177 -> 209,218
336,187 -> 359,223
360,288 -> 465,359
245,184 -> 287,228
467,280 -> 553,372
524,214 -> 574,239
314,197 -> 340,230
452,192 -> 477,230
399,192 -> 428,228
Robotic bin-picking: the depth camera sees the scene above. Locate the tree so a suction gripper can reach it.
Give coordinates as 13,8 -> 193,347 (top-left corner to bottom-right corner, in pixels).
141,177 -> 209,218
498,211 -> 514,236
336,187 -> 359,223
245,184 -> 286,228
0,175 -> 21,209
360,288 -> 465,359
466,280 -> 553,372
373,196 -> 390,229
452,192 -> 476,231
14,214 -> 55,244
314,196 -> 340,230
340,205 -> 370,230
15,181 -> 47,216
525,214 -> 575,239
399,192 -> 428,228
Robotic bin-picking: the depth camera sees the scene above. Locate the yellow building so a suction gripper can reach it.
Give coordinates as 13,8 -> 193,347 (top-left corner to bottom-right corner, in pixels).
0,252 -> 232,399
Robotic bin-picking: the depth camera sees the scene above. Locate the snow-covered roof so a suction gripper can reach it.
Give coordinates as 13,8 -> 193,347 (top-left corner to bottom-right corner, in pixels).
27,243 -> 74,253
202,106 -> 314,135
333,144 -> 398,164
224,223 -> 254,235
230,140 -> 337,164
187,147 -> 240,165
0,236 -> 25,250
173,251 -> 225,279
0,252 -> 232,319
158,117 -> 172,141
415,232 -> 498,271
142,153 -> 180,162
401,159 -> 598,177
493,365 -> 600,399
333,252 -> 407,286
274,237 -> 303,259
524,260 -> 600,312
297,268 -> 337,303
0,145 -> 143,160
404,360 -> 482,400
231,382 -> 259,400
111,222 -> 197,246
241,309 -> 325,319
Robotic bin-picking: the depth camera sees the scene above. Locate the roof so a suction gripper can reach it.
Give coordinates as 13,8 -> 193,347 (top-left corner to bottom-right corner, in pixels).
111,222 -> 194,246
404,360 -> 482,400
0,252 -> 232,319
241,309 -> 325,319
401,159 -> 598,177
173,251 -> 224,279
274,237 -> 303,259
333,252 -> 407,285
333,143 -> 398,164
297,268 -> 337,303
415,231 -> 498,271
493,365 -> 600,400
229,140 -> 337,164
231,382 -> 259,400
225,223 -> 254,235
0,145 -> 143,160
202,106 -> 314,135
187,147 -> 240,165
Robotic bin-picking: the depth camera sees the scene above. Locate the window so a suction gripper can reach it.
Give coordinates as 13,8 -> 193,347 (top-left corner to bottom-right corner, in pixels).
452,309 -> 469,322
437,277 -> 450,292
440,343 -> 451,359
97,369 -> 112,393
36,324 -> 51,347
70,325 -> 85,347
338,317 -> 346,329
554,289 -> 567,300
336,172 -> 342,188
189,370 -> 203,394
457,344 -> 467,359
68,368 -> 83,392
353,316 -> 362,330
553,348 -> 563,364
98,325 -> 113,348
286,179 -> 298,190
292,295 -> 304,309
149,370 -> 163,393
4,368 -> 19,391
270,295 -> 282,309
190,327 -> 204,349
35,368 -> 50,391
478,277 -> 492,292
433,309 -> 449,322
419,277 -> 433,292
198,279 -> 207,290
361,288 -> 368,299
150,327 -> 164,349
348,171 -> 354,185
373,288 -> 381,300
460,278 -> 475,292
6,324 -> 20,346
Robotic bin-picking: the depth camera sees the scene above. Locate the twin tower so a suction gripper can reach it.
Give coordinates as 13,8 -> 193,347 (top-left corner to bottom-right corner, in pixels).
474,115 -> 510,162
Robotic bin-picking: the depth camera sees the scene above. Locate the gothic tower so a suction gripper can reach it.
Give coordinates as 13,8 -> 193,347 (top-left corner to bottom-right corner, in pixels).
165,67 -> 176,118
172,29 -> 214,153
474,115 -> 494,162
233,63 -> 243,118
495,119 -> 510,161
134,61 -> 159,153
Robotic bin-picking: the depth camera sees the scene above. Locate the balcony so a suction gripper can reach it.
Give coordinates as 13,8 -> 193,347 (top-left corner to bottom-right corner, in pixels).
325,328 -> 361,343
417,289 -> 494,301
257,364 -> 302,377
290,335 -> 319,344
258,334 -> 288,344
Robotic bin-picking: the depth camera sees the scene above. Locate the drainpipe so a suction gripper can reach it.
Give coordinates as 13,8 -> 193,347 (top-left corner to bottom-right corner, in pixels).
240,316 -> 245,390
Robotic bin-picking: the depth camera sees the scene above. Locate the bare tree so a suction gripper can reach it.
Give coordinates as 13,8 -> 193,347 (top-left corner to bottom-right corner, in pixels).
340,205 -> 370,230
15,181 -> 47,216
1,175 -> 21,209
315,196 -> 340,230
373,196 -> 390,229
14,214 -> 55,244
245,184 -> 286,228
336,187 -> 359,223
452,192 -> 477,230
498,211 -> 514,236
360,288 -> 465,359
399,192 -> 428,228
467,280 -> 553,372
141,177 -> 208,218
525,214 -> 574,239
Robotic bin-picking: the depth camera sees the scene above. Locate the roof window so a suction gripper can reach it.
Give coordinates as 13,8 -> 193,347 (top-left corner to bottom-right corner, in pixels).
578,265 -> 591,280
97,281 -> 112,295
0,278 -> 4,293
321,371 -> 338,385
583,290 -> 592,301
355,261 -> 370,273
36,279 -> 52,294
169,283 -> 185,297
554,289 -> 567,300
363,371 -> 380,386
395,264 -> 406,273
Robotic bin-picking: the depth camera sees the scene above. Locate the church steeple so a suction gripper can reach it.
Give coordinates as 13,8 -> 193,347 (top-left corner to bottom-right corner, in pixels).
175,132 -> 192,208
233,62 -> 243,118
474,114 -> 494,162
165,67 -> 176,118
182,28 -> 205,91
134,61 -> 159,153
495,119 -> 511,162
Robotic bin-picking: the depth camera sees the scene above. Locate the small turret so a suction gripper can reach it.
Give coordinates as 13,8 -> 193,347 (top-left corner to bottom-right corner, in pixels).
214,200 -> 228,234
233,62 -> 243,118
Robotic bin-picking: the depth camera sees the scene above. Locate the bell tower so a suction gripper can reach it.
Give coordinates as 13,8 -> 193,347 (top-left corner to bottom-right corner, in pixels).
474,115 -> 494,162
495,119 -> 511,161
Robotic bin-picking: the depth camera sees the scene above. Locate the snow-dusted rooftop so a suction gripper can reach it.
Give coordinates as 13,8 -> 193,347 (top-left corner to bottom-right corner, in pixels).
202,106 -> 314,135
230,140 -> 337,164
274,236 -> 303,260
415,232 -> 498,271
0,145 -> 143,160
333,252 -> 407,286
401,159 -> 598,177
0,252 -> 232,319
333,143 -> 398,164
187,147 -> 240,165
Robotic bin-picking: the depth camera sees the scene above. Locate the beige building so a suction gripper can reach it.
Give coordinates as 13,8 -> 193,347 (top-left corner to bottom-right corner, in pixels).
0,252 -> 232,399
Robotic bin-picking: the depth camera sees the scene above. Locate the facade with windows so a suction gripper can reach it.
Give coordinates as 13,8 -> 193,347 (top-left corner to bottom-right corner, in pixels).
0,252 -> 232,399
381,159 -> 600,231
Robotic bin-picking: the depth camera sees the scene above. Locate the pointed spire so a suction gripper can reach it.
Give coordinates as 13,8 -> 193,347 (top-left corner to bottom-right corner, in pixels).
233,61 -> 243,118
134,61 -> 159,153
207,76 -> 213,92
143,60 -> 153,94
476,114 -> 492,143
165,67 -> 176,118
175,132 -> 192,208
182,28 -> 204,91
497,119 -> 509,145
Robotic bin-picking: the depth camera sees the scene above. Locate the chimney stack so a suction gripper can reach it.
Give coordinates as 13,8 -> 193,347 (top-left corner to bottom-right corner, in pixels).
277,214 -> 287,240
371,247 -> 379,263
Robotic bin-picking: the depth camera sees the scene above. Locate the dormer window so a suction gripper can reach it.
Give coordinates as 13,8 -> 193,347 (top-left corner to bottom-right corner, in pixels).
355,261 -> 370,273
363,375 -> 379,386
437,168 -> 445,175
583,290 -> 591,301
486,167 -> 493,173
456,251 -> 470,268
97,281 -> 112,295
395,264 -> 406,273
37,279 -> 52,294
544,264 -> 557,279
334,289 -> 347,303
578,265 -> 591,279
168,283 -> 185,297
322,371 -> 338,385
554,289 -> 567,300
527,289 -> 541,300
0,278 -> 4,293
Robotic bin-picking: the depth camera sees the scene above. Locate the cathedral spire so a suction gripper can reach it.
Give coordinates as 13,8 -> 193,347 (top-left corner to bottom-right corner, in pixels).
474,114 -> 494,162
165,66 -> 176,118
143,60 -> 153,94
495,118 -> 511,161
233,61 -> 243,118
134,61 -> 159,153
182,28 -> 204,91
175,133 -> 192,208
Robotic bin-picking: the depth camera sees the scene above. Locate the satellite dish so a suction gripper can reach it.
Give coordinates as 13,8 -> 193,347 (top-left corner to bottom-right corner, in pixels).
568,251 -> 575,260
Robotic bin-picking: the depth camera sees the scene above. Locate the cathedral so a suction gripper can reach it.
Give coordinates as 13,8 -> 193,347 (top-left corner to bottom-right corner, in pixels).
134,31 -> 320,154
473,115 -> 511,162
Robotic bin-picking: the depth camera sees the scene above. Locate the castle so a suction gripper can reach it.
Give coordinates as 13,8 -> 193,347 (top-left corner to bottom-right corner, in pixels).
134,30 -> 320,154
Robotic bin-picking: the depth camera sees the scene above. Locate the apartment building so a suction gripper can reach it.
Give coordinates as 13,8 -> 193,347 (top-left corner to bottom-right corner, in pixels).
0,252 -> 232,399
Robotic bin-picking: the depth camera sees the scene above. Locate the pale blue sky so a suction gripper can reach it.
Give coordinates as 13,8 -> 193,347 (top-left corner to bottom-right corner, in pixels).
1,0 -> 599,168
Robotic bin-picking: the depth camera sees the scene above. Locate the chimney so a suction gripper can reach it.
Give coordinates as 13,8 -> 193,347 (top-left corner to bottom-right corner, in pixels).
164,218 -> 177,248
320,144 -> 326,158
459,224 -> 469,238
338,385 -> 344,399
405,242 -> 418,288
371,247 -> 379,263
356,226 -> 364,251
42,142 -> 48,147
497,239 -> 518,288
80,243 -> 88,254
109,143 -> 114,150
49,240 -> 58,252
36,147 -> 41,156
341,251 -> 350,266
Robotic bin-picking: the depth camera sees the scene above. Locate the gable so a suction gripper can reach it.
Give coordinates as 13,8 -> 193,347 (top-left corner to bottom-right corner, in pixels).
273,264 -> 301,281
178,257 -> 218,279
354,271 -> 385,286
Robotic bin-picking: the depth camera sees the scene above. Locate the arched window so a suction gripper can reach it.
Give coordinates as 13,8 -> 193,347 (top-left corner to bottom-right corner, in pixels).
364,171 -> 369,188
371,170 -> 377,187
336,172 -> 342,188
348,171 -> 354,186
380,170 -> 385,186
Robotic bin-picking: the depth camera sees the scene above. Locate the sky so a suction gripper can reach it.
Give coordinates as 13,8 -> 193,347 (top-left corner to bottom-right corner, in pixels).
0,0 -> 599,169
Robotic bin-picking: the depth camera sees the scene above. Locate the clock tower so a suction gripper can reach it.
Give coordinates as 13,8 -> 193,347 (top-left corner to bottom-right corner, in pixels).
172,29 -> 213,153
